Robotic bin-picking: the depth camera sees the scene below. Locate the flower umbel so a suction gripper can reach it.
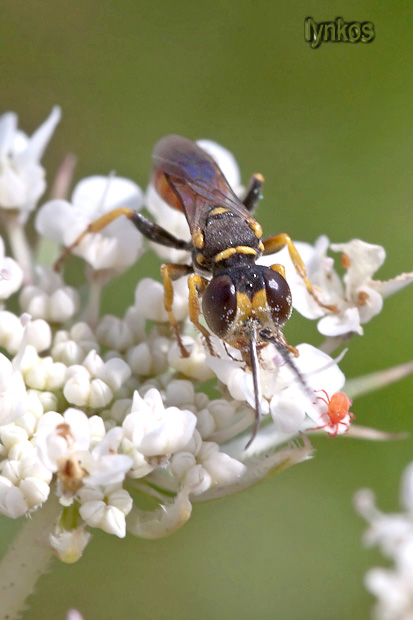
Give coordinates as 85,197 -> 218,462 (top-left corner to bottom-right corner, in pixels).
0,109 -> 412,620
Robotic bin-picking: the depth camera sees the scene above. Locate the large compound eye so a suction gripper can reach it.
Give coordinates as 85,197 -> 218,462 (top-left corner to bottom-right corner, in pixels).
263,269 -> 292,327
202,274 -> 237,338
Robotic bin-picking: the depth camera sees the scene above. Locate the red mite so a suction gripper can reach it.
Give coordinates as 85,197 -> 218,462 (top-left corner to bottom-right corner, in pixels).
310,390 -> 354,437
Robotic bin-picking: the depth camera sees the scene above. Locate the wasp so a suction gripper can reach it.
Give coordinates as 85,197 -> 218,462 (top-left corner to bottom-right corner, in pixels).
56,135 -> 335,447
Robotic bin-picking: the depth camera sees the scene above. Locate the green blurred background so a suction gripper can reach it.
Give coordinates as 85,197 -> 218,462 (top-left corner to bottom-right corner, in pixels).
1,0 -> 412,618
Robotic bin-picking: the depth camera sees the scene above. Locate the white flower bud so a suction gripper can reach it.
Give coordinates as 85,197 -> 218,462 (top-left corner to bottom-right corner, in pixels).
0,354 -> 28,424
126,342 -> 152,376
195,409 -> 215,438
78,487 -> 132,537
23,354 -> 66,391
0,478 -> 27,518
88,379 -> 114,408
1,460 -> 20,483
19,267 -> 80,323
0,238 -> 23,299
194,392 -> 209,410
0,311 -> 24,354
104,398 -> 132,424
207,399 -> 236,429
121,438 -> 153,479
95,357 -> 131,393
0,424 -> 28,450
96,315 -> 134,351
170,451 -> 196,481
14,410 -> 38,436
26,319 -> 51,352
35,390 -> 58,412
184,464 -> 212,495
65,371 -> 104,407
50,287 -> 80,322
123,306 -> 146,342
88,415 -> 106,446
8,440 -> 35,461
201,448 -> 246,486
165,380 -> 195,407
183,429 -> 203,456
149,337 -> 171,375
52,324 -> 98,365
134,279 -> 168,322
20,477 -> 50,508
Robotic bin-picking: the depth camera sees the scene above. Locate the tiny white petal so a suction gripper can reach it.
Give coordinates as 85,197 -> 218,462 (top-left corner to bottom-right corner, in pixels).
124,388 -> 197,457
49,525 -> 91,564
317,307 -> 363,336
270,394 -> 306,434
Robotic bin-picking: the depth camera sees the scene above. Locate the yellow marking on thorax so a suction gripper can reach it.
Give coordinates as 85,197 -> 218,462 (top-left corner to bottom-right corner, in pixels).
214,246 -> 257,263
196,253 -> 205,264
209,207 -> 229,216
192,229 -> 205,249
249,220 -> 263,239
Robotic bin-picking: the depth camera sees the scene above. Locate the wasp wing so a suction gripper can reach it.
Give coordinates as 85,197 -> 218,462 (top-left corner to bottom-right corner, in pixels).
152,135 -> 254,233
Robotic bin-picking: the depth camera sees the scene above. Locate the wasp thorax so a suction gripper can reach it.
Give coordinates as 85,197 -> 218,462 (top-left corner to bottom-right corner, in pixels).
202,265 -> 292,341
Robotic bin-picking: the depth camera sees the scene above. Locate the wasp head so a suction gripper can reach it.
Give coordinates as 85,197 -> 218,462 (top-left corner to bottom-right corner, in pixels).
201,263 -> 293,359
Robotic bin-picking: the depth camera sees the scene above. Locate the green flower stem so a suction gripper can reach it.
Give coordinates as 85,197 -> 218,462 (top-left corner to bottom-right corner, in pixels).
346,360 -> 413,400
0,495 -> 61,620
85,277 -> 102,327
3,212 -> 33,284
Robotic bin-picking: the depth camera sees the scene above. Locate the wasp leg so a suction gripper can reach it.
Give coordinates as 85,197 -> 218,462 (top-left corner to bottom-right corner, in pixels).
54,208 -> 192,271
263,233 -> 337,312
187,274 -> 216,356
161,263 -> 193,358
128,212 -> 192,250
243,173 -> 264,213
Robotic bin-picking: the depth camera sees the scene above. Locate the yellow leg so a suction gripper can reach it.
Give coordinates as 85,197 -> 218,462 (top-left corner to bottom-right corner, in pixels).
54,207 -> 191,272
187,274 -> 215,356
54,207 -> 136,271
263,233 -> 337,312
161,264 -> 193,358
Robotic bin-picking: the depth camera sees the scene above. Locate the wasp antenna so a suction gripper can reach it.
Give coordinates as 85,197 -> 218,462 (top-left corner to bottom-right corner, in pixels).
245,326 -> 261,450
260,329 -> 313,403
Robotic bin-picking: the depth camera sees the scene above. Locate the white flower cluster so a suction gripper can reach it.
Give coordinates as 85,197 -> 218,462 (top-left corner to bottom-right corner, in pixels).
0,108 -> 411,563
355,463 -> 413,620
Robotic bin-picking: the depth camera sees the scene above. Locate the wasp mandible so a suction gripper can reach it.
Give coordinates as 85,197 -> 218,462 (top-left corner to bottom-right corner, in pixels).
56,135 -> 335,447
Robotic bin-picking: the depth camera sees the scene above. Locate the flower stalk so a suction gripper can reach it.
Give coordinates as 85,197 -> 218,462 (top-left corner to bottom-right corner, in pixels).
0,494 -> 60,620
